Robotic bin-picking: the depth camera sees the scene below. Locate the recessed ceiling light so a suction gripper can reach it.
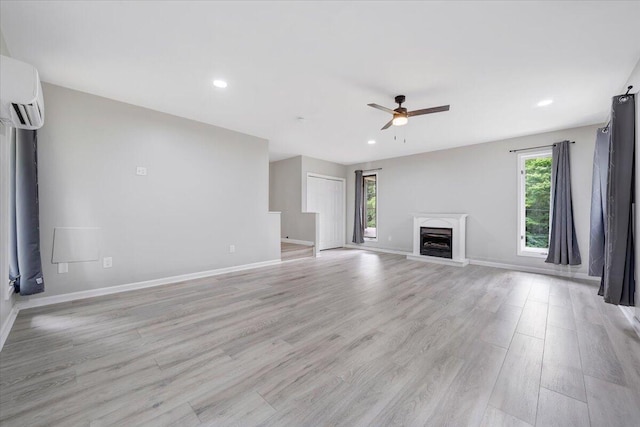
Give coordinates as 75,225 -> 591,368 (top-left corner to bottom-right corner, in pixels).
213,79 -> 228,88
368,140 -> 376,145
536,99 -> 553,107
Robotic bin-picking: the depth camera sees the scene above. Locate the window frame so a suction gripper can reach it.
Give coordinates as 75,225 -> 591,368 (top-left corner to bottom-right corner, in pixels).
517,149 -> 552,258
363,172 -> 378,241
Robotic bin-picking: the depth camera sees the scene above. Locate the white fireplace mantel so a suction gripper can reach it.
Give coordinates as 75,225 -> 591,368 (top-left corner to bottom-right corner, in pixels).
407,213 -> 469,267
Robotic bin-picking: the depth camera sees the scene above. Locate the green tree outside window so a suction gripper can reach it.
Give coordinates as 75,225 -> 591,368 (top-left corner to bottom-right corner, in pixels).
524,157 -> 552,248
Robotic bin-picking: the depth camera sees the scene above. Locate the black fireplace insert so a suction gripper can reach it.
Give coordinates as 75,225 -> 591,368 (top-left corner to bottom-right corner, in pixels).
420,227 -> 453,259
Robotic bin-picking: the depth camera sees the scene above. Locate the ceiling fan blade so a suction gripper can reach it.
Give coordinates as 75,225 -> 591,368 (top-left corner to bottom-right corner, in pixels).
368,103 -> 396,115
407,105 -> 450,117
381,119 -> 393,130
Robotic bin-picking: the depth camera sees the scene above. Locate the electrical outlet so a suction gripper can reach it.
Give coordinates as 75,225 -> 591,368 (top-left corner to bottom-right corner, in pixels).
57,262 -> 69,274
229,245 -> 235,253
136,166 -> 147,176
103,257 -> 113,268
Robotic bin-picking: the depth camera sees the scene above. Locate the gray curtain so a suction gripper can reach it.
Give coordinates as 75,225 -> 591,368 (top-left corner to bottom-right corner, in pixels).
545,140 -> 581,265
352,170 -> 365,244
588,128 -> 610,276
599,94 -> 635,306
9,128 -> 45,295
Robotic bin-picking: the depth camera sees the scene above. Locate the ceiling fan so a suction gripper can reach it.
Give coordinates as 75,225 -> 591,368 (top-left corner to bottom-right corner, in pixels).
368,95 -> 450,130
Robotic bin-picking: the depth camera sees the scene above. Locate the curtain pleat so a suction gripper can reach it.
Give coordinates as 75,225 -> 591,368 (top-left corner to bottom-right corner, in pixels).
545,140 -> 581,265
588,128 -> 610,276
599,94 -> 635,306
352,170 -> 365,244
9,128 -> 45,295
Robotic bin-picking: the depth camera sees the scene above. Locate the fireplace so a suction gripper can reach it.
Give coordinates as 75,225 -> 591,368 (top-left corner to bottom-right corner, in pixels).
420,227 -> 453,259
408,213 -> 468,266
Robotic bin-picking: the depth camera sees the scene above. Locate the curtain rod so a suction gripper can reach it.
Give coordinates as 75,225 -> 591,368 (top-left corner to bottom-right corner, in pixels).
356,168 -> 382,172
509,141 -> 574,153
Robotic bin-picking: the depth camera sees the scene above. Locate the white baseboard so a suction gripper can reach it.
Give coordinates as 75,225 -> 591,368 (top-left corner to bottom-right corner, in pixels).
468,259 -> 600,282
0,305 -> 19,352
16,259 -> 282,311
1,258 -> 282,352
281,238 -> 314,246
344,244 -> 600,282
344,244 -> 411,256
0,248 -> 604,352
619,306 -> 640,339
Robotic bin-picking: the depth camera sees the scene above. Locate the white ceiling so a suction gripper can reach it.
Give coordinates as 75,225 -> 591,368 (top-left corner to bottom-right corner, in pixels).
2,1 -> 640,164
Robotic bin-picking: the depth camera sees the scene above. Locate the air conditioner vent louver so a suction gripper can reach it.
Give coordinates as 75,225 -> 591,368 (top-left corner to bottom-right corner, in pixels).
12,104 -> 26,125
10,102 -> 44,128
0,55 -> 45,130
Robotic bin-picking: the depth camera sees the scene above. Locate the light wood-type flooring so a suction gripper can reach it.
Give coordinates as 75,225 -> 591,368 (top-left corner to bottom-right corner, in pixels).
1,249 -> 639,426
281,242 -> 314,261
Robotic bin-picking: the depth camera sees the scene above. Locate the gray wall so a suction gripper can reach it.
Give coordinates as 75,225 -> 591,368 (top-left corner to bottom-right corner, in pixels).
269,155 -> 346,242
27,83 -> 279,299
0,28 -> 16,342
346,124 -> 600,276
269,156 -> 313,241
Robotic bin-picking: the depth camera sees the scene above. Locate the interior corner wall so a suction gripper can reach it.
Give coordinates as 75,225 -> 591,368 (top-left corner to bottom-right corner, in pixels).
27,83 -> 278,299
346,124 -> 601,276
269,155 -> 346,242
269,156 -> 309,240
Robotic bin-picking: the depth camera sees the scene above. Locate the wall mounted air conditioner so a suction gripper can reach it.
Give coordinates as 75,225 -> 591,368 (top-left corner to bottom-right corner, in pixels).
0,55 -> 44,129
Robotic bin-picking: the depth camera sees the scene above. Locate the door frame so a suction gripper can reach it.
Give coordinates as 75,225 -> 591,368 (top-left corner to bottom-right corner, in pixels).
305,173 -> 346,248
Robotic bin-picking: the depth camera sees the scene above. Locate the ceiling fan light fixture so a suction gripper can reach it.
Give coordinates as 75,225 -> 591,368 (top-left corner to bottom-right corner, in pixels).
368,95 -> 449,130
392,115 -> 408,126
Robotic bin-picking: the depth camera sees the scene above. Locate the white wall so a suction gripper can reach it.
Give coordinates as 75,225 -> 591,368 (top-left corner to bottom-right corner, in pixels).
24,83 -> 279,299
0,28 -> 17,347
346,124 -> 600,276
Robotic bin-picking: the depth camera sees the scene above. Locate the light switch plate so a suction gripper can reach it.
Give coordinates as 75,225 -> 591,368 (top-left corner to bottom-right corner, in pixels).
136,166 -> 147,176
57,262 -> 68,274
103,257 -> 113,268
229,245 -> 235,253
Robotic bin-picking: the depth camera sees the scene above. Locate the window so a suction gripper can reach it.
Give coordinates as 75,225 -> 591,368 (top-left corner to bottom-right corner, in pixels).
517,150 -> 552,257
363,173 -> 377,239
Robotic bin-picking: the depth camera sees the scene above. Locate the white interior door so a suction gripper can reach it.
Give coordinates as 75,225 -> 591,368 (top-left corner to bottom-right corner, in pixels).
307,176 -> 344,250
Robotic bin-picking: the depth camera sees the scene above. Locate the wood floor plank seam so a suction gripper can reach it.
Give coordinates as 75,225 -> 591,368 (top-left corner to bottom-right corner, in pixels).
1,249 -> 639,427
485,305 -> 527,423
532,300 -> 551,426
534,386 -> 592,425
570,289 -> 593,413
